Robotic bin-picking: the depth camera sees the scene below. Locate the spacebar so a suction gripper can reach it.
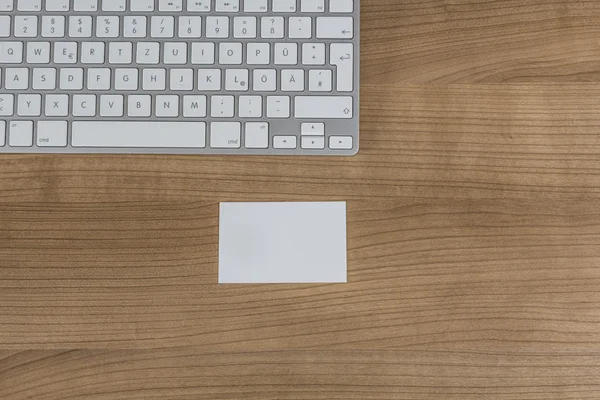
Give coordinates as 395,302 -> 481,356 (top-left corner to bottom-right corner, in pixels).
72,121 -> 206,148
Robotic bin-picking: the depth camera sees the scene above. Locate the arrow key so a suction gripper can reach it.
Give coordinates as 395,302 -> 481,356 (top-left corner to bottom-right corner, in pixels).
316,17 -> 353,39
274,135 -> 297,149
329,136 -> 353,150
302,136 -> 325,149
301,123 -> 325,136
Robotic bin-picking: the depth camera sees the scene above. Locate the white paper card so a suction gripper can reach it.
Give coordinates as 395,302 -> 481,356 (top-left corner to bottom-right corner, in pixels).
219,202 -> 347,283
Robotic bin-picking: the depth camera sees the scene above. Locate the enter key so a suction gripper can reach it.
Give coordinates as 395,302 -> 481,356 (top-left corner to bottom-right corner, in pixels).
330,43 -> 354,92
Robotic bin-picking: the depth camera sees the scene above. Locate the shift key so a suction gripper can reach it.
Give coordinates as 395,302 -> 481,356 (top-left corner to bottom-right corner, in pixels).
294,96 -> 353,119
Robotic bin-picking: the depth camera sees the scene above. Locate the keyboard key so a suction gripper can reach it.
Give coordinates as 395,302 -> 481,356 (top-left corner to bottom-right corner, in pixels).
32,68 -> 57,90
245,122 -> 268,148
301,0 -> 324,12
124,16 -> 147,38
329,136 -> 353,150
26,42 -> 50,63
330,0 -> 353,13
302,43 -> 325,65
187,0 -> 210,12
73,94 -> 96,116
17,93 -> 41,116
247,43 -> 270,65
239,96 -> 262,118
316,17 -> 353,39
216,0 -> 239,12
197,69 -> 221,90
0,42 -> 24,63
281,69 -> 304,91
44,94 -> 69,116
219,42 -> 243,64
130,0 -> 154,11
9,121 -> 34,147
225,69 -> 249,91
273,0 -> 295,12
37,121 -> 68,147
294,96 -> 353,119
274,43 -> 297,65
99,94 -> 124,116
102,0 -> 126,11
210,122 -> 241,148
244,0 -> 267,12
151,16 -> 174,38
330,43 -> 354,91
128,95 -> 152,117
46,0 -> 69,11
0,16 -> 9,37
72,121 -> 206,148
0,0 -> 14,11
261,17 -> 284,38
211,95 -> 235,117
14,16 -> 38,37
206,16 -> 229,38
308,69 -> 332,91
191,43 -> 215,64
155,95 -> 179,117
17,0 -> 41,11
266,96 -> 290,118
5,68 -> 29,90
97,16 -> 120,37
273,135 -> 297,149
253,69 -> 276,91
73,0 -> 98,11
158,0 -> 182,11
301,123 -> 325,135
42,16 -> 66,38
87,68 -> 111,90
234,17 -> 257,38
179,16 -> 202,38
182,95 -> 207,117
0,94 -> 14,116
301,136 -> 324,149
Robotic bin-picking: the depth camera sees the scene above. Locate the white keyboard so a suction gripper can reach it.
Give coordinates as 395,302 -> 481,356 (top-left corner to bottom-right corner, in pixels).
0,0 -> 360,155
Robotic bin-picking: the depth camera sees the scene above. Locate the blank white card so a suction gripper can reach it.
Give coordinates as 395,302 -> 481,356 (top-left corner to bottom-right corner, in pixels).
218,202 -> 347,283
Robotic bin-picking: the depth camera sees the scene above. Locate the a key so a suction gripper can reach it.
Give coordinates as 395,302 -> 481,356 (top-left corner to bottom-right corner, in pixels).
151,16 -> 174,38
136,42 -> 160,64
295,96 -> 353,118
187,0 -> 210,12
211,95 -> 235,118
225,69 -> 249,91
247,43 -> 270,65
234,17 -> 257,38
17,0 -> 41,11
108,42 -> 132,64
169,69 -> 193,91
73,94 -> 97,116
81,42 -> 105,63
32,68 -> 57,90
210,122 -> 240,148
9,121 -> 33,147
0,94 -> 14,116
330,43 -> 354,92
46,0 -> 69,11
219,42 -> 243,64
274,43 -> 297,65
130,0 -> 154,11
239,96 -> 262,118
253,69 -> 276,91
0,0 -> 14,11
124,16 -> 147,38
179,16 -> 202,38
308,69 -> 332,91
289,17 -> 312,39
301,123 -> 325,135
164,42 -> 187,64
158,0 -> 182,12
206,16 -> 229,38
302,43 -> 325,65
182,95 -> 207,117
5,68 -> 29,90
281,69 -> 304,91
191,43 -> 215,64
99,95 -> 124,117
102,0 -> 126,11
96,16 -> 120,38
266,96 -> 290,118
72,122 -> 206,148
0,42 -> 24,63
329,136 -> 353,150
316,17 -> 353,39
17,94 -> 41,116
301,0 -> 324,12
197,69 -> 221,90
14,16 -> 38,37
73,0 -> 97,11
114,68 -> 138,90
44,94 -> 69,116
273,136 -> 297,149
330,0 -> 353,13
245,122 -> 268,148
69,16 -> 93,38
42,16 -> 66,38
37,121 -> 68,147
142,68 -> 166,90
0,121 -> 5,146
155,95 -> 179,117
272,0 -> 295,12
87,68 -> 111,90
59,68 -> 84,90
0,16 -> 9,37
128,95 -> 152,117
244,0 -> 267,12
301,136 -> 325,149
215,0 -> 239,12
26,42 -> 50,63
261,17 -> 284,38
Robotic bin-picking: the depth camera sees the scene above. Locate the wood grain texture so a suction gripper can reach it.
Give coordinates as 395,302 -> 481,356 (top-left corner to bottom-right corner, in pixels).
2,349 -> 600,400
2,0 -> 600,398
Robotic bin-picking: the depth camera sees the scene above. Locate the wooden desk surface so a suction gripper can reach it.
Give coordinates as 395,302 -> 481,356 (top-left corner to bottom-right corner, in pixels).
2,1 -> 600,398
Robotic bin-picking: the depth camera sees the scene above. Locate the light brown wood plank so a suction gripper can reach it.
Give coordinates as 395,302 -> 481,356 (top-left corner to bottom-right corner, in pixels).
362,0 -> 600,84
1,199 -> 599,349
2,349 -> 600,400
